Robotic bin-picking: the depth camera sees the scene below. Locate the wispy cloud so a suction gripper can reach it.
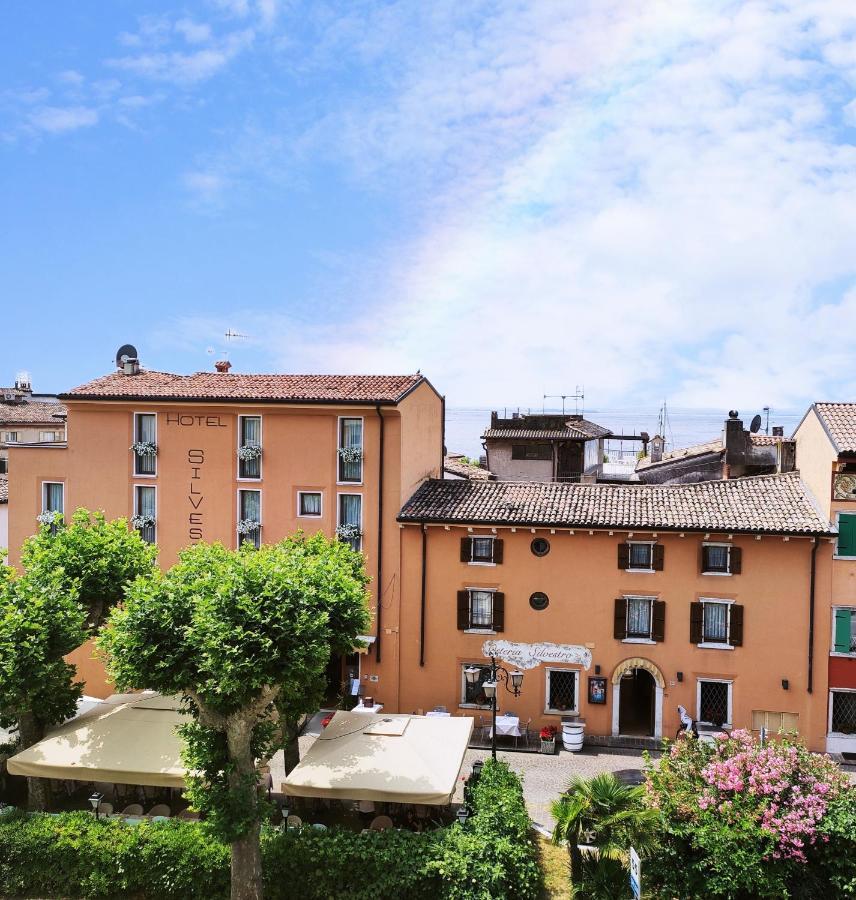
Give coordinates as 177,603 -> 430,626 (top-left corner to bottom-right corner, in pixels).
28,105 -> 98,133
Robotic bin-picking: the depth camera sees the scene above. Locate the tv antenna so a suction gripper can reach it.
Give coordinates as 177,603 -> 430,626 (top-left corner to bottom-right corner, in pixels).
762,406 -> 771,435
543,386 -> 584,416
225,329 -> 248,343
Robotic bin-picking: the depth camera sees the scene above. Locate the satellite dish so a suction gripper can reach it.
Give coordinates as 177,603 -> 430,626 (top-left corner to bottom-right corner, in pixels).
115,344 -> 139,368
750,414 -> 762,434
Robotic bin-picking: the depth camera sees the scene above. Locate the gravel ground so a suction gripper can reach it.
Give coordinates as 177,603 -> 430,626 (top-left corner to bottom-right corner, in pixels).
270,711 -> 654,834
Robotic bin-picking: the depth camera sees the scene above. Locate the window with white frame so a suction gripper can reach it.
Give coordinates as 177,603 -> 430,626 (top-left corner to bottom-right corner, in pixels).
469,590 -> 494,628
628,542 -> 653,570
545,669 -> 579,714
830,690 -> 856,734
626,596 -> 654,639
41,481 -> 64,533
238,415 -> 262,480
701,543 -> 741,574
338,417 -> 363,483
39,431 -> 61,442
133,413 -> 157,476
337,493 -> 362,550
691,598 -> 743,647
460,663 -> 492,707
702,600 -> 729,643
471,536 -> 495,563
133,485 -> 157,544
697,679 -> 732,727
238,489 -> 262,549
298,491 -> 322,517
3,431 -> 18,443
833,607 -> 856,655
836,513 -> 856,559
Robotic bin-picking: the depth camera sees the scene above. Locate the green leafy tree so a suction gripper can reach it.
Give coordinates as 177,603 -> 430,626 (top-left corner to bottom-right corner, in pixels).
98,533 -> 370,900
0,571 -> 86,809
551,773 -> 657,894
22,508 -> 158,629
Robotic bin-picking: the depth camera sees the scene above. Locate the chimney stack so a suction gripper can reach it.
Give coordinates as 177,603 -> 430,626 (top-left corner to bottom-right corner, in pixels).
14,371 -> 32,393
215,359 -> 232,373
650,434 -> 665,463
772,426 -> 784,437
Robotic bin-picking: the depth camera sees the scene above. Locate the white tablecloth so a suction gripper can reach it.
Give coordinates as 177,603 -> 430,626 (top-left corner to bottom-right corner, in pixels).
352,704 -> 384,714
490,716 -> 521,738
425,711 -> 450,718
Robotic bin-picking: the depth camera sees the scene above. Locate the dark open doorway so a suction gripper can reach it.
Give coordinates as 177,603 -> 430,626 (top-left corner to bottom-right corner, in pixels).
618,668 -> 655,736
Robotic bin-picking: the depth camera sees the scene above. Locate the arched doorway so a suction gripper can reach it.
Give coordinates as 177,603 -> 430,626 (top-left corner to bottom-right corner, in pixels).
611,658 -> 665,739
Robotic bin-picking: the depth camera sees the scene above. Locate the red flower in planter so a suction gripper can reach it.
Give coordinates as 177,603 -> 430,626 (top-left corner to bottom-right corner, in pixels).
540,725 -> 558,740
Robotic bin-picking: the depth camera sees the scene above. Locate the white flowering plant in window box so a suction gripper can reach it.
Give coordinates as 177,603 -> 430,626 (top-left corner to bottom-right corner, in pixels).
237,444 -> 262,462
336,523 -> 362,542
36,510 -> 63,526
236,519 -> 261,536
130,514 -> 156,530
337,446 -> 363,463
130,441 -> 158,457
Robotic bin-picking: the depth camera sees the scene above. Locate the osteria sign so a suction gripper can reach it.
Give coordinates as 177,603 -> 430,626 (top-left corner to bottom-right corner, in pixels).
481,640 -> 592,671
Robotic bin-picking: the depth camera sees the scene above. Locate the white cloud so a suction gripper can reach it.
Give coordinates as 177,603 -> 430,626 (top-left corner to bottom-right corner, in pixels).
28,105 -> 98,133
182,169 -> 229,203
175,18 -> 213,45
57,70 -> 84,86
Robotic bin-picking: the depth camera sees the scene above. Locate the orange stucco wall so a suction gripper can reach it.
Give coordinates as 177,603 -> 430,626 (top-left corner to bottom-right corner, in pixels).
385,524 -> 833,750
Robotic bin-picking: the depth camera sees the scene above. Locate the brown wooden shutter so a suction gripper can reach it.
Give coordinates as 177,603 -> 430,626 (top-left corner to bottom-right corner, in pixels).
690,602 -> 703,643
652,544 -> 665,571
617,543 -> 630,569
729,604 -> 744,646
730,546 -> 742,574
492,539 -> 504,564
700,544 -> 709,573
460,537 -> 471,563
613,597 -> 627,639
457,590 -> 470,630
652,600 -> 666,642
492,592 -> 505,632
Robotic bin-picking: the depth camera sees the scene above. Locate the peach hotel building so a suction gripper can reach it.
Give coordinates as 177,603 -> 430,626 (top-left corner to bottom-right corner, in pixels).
6,358 -> 850,751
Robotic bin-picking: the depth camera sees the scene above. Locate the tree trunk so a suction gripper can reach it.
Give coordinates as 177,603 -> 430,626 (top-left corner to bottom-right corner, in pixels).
226,716 -> 263,900
17,711 -> 50,811
283,718 -> 300,774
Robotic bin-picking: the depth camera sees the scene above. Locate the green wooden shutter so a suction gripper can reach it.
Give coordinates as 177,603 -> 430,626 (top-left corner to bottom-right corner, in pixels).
838,515 -> 856,557
835,609 -> 853,654
457,591 -> 469,630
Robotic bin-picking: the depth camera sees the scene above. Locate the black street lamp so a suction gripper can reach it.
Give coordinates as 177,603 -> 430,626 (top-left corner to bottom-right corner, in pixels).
465,657 -> 523,761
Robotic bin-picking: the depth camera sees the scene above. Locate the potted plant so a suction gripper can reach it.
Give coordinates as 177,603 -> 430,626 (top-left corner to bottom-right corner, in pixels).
540,725 -> 558,754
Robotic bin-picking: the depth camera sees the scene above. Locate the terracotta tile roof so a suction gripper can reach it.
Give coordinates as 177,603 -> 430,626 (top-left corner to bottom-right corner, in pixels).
636,433 -> 793,471
399,472 -> 833,535
812,403 -> 856,453
0,399 -> 67,426
482,420 -> 611,441
443,455 -> 494,481
0,475 -> 6,504
60,370 -> 425,404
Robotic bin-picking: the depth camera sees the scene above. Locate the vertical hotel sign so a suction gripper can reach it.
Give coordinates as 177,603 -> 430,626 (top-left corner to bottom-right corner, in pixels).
166,413 -> 227,543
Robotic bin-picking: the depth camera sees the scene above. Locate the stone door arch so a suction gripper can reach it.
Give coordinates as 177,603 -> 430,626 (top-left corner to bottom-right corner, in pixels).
611,657 -> 665,739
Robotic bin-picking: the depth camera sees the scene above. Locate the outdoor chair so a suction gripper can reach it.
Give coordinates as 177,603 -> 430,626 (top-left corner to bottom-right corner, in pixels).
516,718 -> 532,749
120,804 -> 143,816
97,802 -> 113,817
369,815 -> 393,831
286,815 -> 302,829
147,804 -> 171,818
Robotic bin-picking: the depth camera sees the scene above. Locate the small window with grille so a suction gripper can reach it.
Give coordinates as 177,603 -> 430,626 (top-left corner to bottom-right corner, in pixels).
460,663 -> 493,707
831,691 -> 856,734
545,669 -> 578,714
698,679 -> 731,727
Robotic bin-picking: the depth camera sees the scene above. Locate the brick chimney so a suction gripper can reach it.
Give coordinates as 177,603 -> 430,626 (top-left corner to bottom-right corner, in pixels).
215,359 -> 232,373
650,435 -> 665,463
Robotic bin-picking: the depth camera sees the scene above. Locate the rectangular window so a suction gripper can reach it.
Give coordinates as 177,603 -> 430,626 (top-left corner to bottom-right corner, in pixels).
3,432 -> 18,443
836,513 -> 856,559
702,544 -> 730,573
628,543 -> 653,570
626,597 -> 653,639
42,481 -> 64,534
39,431 -> 60,442
469,589 -> 494,628
133,413 -> 157,476
134,485 -> 156,544
698,679 -> 731,727
831,691 -> 856,734
337,493 -> 362,551
460,663 -> 493,707
751,710 -> 799,733
338,418 -> 363,483
471,537 -> 495,563
703,601 -> 729,643
298,491 -> 322,517
833,608 -> 856,655
546,669 -> 579,714
238,415 -> 262,480
511,443 -> 552,460
238,489 -> 262,549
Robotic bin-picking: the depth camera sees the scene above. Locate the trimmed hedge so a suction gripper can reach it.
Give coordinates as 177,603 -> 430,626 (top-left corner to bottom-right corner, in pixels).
0,760 -> 542,899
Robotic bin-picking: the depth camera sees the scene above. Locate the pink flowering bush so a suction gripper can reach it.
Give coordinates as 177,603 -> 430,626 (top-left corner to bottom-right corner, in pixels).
644,730 -> 856,898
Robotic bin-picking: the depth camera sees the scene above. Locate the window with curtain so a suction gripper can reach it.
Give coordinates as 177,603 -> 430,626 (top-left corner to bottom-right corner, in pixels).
134,413 -> 156,476
338,493 -> 362,550
471,537 -> 494,562
702,602 -> 729,643
626,597 -> 652,638
338,418 -> 363,482
703,545 -> 730,573
239,416 -> 262,479
44,482 -> 64,513
469,590 -> 494,628
628,543 -> 653,569
299,492 -> 322,516
239,490 -> 262,549
135,485 -> 156,544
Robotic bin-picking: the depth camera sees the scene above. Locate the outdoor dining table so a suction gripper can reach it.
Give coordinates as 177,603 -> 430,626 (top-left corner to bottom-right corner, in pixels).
489,715 -> 521,738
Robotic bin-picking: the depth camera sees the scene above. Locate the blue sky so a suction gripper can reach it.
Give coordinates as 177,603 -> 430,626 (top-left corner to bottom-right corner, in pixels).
4,1 -> 856,411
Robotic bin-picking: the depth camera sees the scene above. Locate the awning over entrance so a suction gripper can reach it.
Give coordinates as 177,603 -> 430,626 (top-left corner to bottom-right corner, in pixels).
7,693 -> 188,788
282,711 -> 474,806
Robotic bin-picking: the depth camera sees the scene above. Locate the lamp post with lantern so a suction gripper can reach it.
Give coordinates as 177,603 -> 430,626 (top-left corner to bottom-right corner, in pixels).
465,657 -> 524,761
